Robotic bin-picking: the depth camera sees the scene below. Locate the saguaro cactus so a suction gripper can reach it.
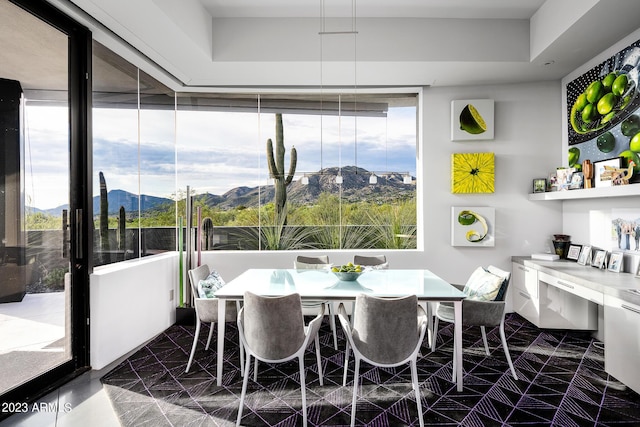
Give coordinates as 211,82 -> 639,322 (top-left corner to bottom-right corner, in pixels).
266,113 -> 297,222
118,206 -> 126,251
99,171 -> 110,256
201,217 -> 214,250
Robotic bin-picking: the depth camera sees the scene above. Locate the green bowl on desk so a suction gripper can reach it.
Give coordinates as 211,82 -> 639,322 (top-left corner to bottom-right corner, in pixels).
333,271 -> 363,281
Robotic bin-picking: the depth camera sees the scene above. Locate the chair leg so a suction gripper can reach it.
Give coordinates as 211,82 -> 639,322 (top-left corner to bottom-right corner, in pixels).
185,321 -> 201,373
253,358 -> 259,382
480,326 -> 490,355
236,354 -> 252,426
315,335 -> 324,386
205,322 -> 215,350
411,360 -> 424,427
499,321 -> 518,380
239,340 -> 245,377
342,342 -> 351,386
299,356 -> 308,427
350,357 -> 360,427
430,317 -> 439,352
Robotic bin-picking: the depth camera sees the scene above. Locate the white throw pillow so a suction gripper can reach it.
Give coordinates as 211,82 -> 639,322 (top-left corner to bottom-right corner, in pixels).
197,270 -> 225,298
462,266 -> 505,302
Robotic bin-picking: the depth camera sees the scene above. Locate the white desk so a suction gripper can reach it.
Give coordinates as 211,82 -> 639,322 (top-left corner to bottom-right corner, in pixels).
214,268 -> 466,391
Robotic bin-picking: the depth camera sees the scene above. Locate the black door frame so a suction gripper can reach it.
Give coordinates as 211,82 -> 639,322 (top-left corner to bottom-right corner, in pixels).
1,0 -> 91,414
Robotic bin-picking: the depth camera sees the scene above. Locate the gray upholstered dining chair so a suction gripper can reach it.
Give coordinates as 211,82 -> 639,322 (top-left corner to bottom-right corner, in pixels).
186,264 -> 241,373
337,294 -> 427,427
431,265 -> 518,380
353,254 -> 389,269
236,291 -> 324,427
294,255 -> 338,350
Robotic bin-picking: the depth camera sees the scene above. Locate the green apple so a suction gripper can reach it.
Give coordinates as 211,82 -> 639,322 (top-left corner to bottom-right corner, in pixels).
597,132 -> 615,153
568,147 -> 580,167
621,115 -> 640,136
630,131 -> 640,153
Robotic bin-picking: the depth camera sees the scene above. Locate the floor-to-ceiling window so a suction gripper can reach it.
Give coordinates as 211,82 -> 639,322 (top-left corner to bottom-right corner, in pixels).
90,54 -> 418,263
0,0 -> 90,413
92,41 -> 177,267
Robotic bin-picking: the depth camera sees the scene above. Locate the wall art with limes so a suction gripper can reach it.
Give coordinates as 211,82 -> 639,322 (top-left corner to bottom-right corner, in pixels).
451,207 -> 495,247
567,38 -> 640,182
451,99 -> 494,141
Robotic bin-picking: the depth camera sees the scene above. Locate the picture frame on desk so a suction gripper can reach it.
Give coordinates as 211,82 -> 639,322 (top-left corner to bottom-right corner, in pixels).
608,251 -> 623,273
577,245 -> 592,265
592,249 -> 607,269
567,244 -> 582,261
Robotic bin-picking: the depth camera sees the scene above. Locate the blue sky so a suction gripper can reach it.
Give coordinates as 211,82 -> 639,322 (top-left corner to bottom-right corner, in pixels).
26,105 -> 416,210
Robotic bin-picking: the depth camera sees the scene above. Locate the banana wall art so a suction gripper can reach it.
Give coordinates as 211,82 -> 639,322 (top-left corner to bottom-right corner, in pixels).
451,207 -> 495,247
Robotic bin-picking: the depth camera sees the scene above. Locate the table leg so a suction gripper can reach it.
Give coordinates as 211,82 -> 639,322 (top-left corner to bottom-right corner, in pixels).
217,298 -> 226,386
454,300 -> 463,392
422,302 -> 433,348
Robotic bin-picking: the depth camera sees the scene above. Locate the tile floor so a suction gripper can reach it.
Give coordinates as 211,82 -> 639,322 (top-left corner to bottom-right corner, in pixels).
0,356 -> 126,426
0,292 -> 122,426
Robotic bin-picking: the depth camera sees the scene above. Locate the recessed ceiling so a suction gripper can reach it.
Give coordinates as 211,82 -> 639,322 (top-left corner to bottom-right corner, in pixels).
199,0 -> 546,19
9,0 -> 640,91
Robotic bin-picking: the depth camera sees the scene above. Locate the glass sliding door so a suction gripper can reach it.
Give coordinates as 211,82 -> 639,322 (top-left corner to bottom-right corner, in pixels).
0,0 -> 90,412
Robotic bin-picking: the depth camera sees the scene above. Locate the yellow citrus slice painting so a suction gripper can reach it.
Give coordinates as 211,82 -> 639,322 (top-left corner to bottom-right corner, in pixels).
451,152 -> 495,194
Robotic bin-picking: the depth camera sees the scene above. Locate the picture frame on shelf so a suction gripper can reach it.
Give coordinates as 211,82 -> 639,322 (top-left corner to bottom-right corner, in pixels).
533,178 -> 546,193
593,157 -> 622,188
592,249 -> 607,269
566,244 -> 582,261
577,245 -> 592,265
569,172 -> 584,189
608,251 -> 623,273
555,167 -> 574,191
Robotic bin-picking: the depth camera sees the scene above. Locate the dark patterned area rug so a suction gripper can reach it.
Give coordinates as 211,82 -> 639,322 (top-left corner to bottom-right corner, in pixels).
101,313 -> 640,426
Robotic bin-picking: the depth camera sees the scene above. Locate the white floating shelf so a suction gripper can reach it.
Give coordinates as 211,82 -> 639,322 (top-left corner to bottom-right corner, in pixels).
529,184 -> 640,201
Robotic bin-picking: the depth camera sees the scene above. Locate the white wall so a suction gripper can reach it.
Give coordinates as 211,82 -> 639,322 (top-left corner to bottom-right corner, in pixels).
89,252 -> 177,369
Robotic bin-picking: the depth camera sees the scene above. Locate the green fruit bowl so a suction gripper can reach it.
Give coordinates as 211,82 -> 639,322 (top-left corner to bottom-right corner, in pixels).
333,271 -> 363,281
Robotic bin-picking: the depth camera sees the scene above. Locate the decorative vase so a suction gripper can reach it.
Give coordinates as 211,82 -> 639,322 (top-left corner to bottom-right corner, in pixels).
552,234 -> 571,258
552,240 -> 570,258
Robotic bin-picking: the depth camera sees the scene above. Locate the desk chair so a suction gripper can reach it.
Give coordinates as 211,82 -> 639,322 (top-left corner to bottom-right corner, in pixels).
294,255 -> 338,350
353,254 -> 389,269
186,265 -> 241,374
338,294 -> 427,427
431,265 -> 518,380
236,291 -> 324,427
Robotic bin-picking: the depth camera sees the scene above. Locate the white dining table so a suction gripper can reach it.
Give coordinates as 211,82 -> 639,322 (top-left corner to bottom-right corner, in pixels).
214,268 -> 466,391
